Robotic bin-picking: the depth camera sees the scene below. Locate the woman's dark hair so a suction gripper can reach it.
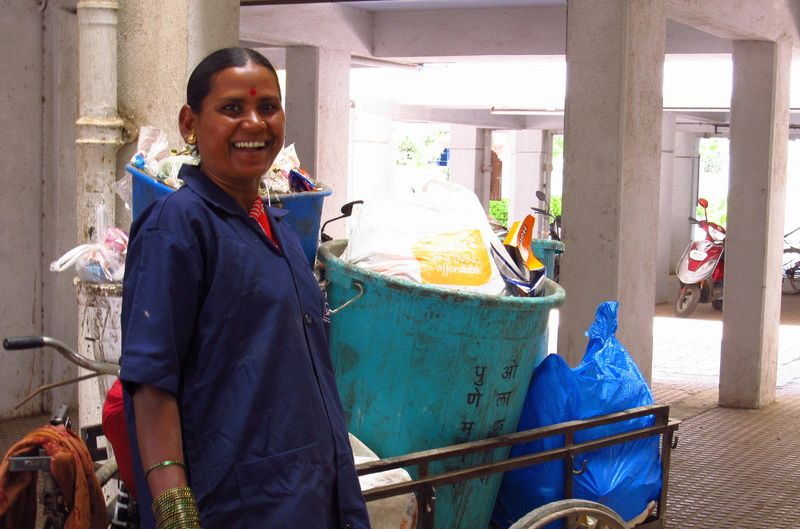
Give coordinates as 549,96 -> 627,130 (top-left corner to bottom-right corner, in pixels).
187,47 -> 281,111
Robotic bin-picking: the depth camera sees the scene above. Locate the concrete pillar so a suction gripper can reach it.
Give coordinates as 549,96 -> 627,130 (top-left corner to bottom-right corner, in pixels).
670,133 -> 699,267
117,0 -> 240,198
656,113 -> 676,303
0,0 -> 45,419
42,3 -> 80,415
558,0 -> 665,382
285,46 -> 351,236
449,125 -> 490,208
719,39 -> 790,408
508,130 -> 544,230
350,104 -> 392,202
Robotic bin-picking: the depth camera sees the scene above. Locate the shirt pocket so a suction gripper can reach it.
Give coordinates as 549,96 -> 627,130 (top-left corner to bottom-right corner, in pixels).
233,442 -> 334,528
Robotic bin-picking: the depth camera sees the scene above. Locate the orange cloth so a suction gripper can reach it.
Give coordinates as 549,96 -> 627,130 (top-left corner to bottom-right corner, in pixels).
0,424 -> 106,529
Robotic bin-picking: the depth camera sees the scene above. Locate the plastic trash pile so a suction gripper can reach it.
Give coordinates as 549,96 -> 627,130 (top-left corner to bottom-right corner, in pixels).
342,178 -> 547,297
124,126 -> 320,199
50,205 -> 128,283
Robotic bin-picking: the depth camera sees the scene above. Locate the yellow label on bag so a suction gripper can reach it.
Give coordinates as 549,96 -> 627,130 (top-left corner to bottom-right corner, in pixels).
412,230 -> 492,286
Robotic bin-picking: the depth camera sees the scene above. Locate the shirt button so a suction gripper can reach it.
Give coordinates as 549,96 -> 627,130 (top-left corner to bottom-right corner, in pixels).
304,313 -> 313,325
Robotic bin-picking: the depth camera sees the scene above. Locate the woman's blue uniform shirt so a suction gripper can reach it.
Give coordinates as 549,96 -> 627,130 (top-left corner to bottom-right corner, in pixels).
119,164 -> 371,529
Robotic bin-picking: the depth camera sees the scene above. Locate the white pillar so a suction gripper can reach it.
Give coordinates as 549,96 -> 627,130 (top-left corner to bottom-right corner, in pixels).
558,0 -> 665,382
508,130 -> 544,229
656,113 -> 676,303
720,39 -> 791,408
350,104 -> 392,202
449,125 -> 490,207
285,46 -> 351,236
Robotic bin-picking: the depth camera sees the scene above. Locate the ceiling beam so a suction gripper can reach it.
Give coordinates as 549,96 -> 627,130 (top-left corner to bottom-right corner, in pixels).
666,0 -> 800,47
242,3 -> 732,59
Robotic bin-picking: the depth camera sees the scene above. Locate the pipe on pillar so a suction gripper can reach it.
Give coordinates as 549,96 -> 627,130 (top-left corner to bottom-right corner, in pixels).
480,129 -> 493,209
76,0 -> 124,244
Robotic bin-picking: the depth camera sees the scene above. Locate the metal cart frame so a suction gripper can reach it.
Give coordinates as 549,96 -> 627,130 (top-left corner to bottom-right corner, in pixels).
357,404 -> 679,529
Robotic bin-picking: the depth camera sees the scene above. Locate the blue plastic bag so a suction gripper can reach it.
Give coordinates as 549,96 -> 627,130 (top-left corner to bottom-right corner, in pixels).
491,301 -> 662,527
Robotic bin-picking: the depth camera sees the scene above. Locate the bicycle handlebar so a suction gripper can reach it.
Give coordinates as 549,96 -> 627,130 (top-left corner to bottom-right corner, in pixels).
3,336 -> 45,350
3,335 -> 120,376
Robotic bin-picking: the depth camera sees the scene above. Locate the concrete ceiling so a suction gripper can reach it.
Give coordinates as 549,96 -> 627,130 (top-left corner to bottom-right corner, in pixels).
338,0 -> 565,9
239,1 -> 800,131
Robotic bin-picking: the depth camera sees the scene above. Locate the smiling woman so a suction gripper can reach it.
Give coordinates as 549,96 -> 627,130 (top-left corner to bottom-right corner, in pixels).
118,47 -> 372,529
179,59 -> 285,211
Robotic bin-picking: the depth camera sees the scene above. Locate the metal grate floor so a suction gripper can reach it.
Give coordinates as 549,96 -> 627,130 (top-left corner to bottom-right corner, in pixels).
655,381 -> 800,529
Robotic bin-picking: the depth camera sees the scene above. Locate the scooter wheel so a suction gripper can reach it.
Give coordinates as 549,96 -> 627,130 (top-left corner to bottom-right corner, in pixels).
712,299 -> 723,311
674,284 -> 701,317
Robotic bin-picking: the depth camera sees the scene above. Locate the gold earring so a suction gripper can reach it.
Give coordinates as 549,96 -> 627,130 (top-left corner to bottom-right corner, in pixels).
186,131 -> 197,145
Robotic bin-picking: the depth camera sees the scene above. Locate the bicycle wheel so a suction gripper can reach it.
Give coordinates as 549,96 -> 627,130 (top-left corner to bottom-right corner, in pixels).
782,249 -> 800,294
509,499 -> 627,529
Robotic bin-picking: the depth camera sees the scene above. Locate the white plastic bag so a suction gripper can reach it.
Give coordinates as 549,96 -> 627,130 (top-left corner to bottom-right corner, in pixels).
130,126 -> 170,177
350,434 -> 417,529
263,143 -> 301,194
343,179 -> 506,295
50,205 -> 128,283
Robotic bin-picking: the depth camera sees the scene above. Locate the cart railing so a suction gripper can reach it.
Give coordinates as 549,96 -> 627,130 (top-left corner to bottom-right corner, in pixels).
356,404 -> 679,529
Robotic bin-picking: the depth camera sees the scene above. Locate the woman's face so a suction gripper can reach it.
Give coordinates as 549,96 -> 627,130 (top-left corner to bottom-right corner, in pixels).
181,62 -> 285,190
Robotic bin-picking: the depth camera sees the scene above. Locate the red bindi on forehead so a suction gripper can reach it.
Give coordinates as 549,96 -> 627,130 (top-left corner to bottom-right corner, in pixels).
249,87 -> 257,96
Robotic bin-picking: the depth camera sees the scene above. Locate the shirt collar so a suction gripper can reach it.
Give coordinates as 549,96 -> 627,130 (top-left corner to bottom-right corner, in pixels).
178,164 -> 289,220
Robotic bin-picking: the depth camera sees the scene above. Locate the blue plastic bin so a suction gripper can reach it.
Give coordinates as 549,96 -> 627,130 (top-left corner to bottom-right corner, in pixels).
318,240 -> 565,529
126,164 -> 331,266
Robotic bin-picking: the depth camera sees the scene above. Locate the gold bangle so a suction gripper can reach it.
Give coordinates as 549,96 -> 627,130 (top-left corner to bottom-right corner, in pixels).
153,486 -> 194,508
158,514 -> 201,527
154,495 -> 198,513
146,460 -> 187,481
153,486 -> 197,513
158,514 -> 202,529
156,505 -> 200,520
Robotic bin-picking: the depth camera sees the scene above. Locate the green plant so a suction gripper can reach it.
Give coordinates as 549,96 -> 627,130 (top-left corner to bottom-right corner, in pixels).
490,199 -> 509,228
550,195 -> 562,217
696,198 -> 727,226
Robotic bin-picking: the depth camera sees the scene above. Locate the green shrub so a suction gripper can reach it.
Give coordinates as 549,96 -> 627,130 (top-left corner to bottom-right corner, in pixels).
489,199 -> 509,228
550,195 -> 562,217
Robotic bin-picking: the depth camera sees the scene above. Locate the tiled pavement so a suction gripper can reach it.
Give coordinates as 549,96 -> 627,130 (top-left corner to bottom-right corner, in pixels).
3,295 -> 800,528
651,294 -> 800,528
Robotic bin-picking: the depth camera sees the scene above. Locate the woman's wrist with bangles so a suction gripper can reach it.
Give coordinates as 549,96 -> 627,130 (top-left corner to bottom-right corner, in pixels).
153,485 -> 202,529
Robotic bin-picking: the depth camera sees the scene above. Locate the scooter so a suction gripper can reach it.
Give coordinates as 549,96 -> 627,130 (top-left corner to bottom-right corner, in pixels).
531,190 -> 563,282
674,198 -> 726,317
531,190 -> 562,242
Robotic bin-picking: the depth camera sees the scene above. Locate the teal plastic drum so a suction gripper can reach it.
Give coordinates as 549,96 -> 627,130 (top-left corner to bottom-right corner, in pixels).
319,240 -> 565,529
531,238 -> 565,280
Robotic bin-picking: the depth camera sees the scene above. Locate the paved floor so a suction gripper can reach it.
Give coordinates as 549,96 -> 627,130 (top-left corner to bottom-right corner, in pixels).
650,293 -> 800,528
2,295 -> 800,528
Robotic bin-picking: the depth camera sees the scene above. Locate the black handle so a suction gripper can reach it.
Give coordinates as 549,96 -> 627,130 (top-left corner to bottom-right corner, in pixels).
3,336 -> 45,351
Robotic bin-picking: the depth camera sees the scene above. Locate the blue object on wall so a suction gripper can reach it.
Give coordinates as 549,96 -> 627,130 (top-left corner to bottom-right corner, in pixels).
436,147 -> 450,166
